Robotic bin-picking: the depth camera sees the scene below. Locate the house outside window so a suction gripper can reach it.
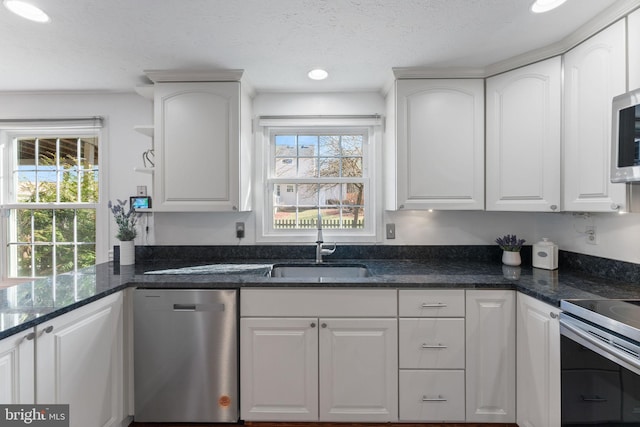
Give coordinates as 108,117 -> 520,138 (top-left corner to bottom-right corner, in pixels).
256,116 -> 382,243
0,120 -> 103,282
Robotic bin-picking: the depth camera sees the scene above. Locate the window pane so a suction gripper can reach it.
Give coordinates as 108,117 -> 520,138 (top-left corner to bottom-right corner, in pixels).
296,157 -> 318,178
275,157 -> 297,177
55,209 -> 75,242
15,245 -> 32,277
80,169 -> 99,202
342,207 -> 365,229
275,135 -> 296,156
77,209 -> 96,242
34,245 -> 53,277
59,138 -> 78,168
342,135 -> 363,156
298,136 -> 318,156
56,244 -> 75,274
319,157 -> 341,177
80,137 -> 99,166
78,244 -> 96,269
345,183 -> 365,205
342,157 -> 363,177
33,210 -> 53,242
319,135 -> 340,156
298,184 -> 319,206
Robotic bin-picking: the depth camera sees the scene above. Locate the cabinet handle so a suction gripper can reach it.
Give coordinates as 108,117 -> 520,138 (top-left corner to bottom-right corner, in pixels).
321,323 -> 327,328
581,395 -> 607,402
421,343 -> 447,349
550,312 -> 558,319
422,395 -> 447,402
421,303 -> 447,308
550,204 -> 558,211
39,325 -> 54,336
21,332 -> 35,343
611,203 -> 620,211
310,322 -> 316,328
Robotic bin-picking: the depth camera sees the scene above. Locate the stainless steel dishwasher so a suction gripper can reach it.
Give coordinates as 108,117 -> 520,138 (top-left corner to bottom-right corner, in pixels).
134,289 -> 238,422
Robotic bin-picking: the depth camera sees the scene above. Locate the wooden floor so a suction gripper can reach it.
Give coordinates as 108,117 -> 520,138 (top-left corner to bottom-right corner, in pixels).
130,422 -> 518,427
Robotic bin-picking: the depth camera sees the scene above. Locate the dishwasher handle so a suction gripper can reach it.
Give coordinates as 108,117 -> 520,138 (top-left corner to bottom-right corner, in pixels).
172,303 -> 226,312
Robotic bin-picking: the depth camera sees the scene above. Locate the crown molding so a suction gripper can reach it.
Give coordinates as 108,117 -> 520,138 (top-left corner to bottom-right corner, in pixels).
393,67 -> 486,79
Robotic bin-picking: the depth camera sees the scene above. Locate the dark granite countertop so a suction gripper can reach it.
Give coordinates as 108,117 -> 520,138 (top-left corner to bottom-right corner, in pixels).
2,251 -> 640,341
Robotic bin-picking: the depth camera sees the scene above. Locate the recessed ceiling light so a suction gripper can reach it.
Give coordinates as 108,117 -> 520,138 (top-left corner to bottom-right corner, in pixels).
308,69 -> 329,81
3,0 -> 49,22
530,0 -> 567,13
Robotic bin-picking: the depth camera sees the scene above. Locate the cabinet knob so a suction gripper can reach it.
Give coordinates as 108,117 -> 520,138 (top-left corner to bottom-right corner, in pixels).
550,204 -> 558,211
310,322 -> 316,328
611,203 -> 620,211
550,312 -> 558,319
321,323 -> 327,328
21,332 -> 35,342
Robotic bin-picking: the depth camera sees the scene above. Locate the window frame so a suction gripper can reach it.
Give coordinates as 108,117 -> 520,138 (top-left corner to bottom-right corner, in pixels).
0,126 -> 106,281
255,117 -> 383,244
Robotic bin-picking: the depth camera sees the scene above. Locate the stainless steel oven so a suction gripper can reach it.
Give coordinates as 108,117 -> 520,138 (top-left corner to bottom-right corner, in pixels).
560,299 -> 640,426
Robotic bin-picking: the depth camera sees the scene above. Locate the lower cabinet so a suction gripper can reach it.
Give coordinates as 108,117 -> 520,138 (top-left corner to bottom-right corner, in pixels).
465,290 -> 516,423
0,328 -> 35,403
0,292 -> 125,426
398,289 -> 466,422
516,292 -> 561,427
240,289 -> 398,422
241,316 -> 397,422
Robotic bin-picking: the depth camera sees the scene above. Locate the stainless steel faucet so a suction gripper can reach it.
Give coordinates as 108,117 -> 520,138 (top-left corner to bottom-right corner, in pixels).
316,213 -> 336,263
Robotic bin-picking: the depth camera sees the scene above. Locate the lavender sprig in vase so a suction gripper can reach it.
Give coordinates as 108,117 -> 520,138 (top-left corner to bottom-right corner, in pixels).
496,234 -> 525,266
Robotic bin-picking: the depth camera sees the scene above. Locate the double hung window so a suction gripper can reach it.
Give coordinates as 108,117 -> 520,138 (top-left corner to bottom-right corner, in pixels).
259,120 -> 380,242
1,122 -> 101,281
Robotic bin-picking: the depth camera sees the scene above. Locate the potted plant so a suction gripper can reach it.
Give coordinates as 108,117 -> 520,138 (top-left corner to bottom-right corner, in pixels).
495,234 -> 525,266
109,199 -> 138,265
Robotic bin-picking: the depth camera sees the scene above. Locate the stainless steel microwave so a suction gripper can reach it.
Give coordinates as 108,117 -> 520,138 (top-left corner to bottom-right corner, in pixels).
612,88 -> 640,183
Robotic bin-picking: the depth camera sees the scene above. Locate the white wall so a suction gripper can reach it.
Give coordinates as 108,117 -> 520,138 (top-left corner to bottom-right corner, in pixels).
1,91 -> 639,264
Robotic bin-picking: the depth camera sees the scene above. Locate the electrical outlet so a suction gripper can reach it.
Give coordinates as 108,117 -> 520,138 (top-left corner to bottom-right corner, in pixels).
386,223 -> 396,239
586,225 -> 597,245
236,222 -> 245,239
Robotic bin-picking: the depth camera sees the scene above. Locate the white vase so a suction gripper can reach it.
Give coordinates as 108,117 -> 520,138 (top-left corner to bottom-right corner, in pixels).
120,240 -> 135,265
502,250 -> 521,266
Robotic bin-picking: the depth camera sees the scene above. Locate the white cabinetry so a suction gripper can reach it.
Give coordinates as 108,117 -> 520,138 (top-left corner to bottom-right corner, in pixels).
486,57 -> 561,212
465,290 -> 516,423
37,292 -> 124,427
516,292 -> 561,427
240,289 -> 397,422
628,9 -> 640,91
388,79 -> 484,210
398,290 -> 466,422
563,19 -> 627,212
0,329 -> 35,403
147,70 -> 252,212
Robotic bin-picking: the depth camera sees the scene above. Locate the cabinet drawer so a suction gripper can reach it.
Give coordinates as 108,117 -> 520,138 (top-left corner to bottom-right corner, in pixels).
399,370 -> 465,422
399,318 -> 465,369
241,289 -> 397,317
399,290 -> 465,317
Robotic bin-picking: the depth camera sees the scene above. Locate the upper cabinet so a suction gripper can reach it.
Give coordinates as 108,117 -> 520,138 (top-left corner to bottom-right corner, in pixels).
387,78 -> 485,210
486,57 -> 561,212
563,20 -> 627,212
146,70 -> 252,212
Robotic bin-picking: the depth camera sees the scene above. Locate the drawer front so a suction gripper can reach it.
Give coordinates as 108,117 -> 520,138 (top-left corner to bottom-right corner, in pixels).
399,318 -> 465,369
241,288 -> 397,317
399,290 -> 465,317
399,370 -> 465,422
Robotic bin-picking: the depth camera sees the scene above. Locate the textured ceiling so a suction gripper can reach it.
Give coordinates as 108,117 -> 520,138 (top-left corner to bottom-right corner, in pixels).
0,0 -> 630,93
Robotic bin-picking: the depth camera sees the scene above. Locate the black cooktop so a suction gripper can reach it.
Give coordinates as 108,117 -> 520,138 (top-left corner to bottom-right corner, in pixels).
561,299 -> 640,343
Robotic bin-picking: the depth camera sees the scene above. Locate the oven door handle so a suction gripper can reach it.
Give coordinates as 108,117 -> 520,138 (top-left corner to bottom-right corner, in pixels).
560,317 -> 640,375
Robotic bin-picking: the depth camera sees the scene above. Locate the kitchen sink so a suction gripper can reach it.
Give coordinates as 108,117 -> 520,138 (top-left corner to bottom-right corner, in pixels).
269,263 -> 371,278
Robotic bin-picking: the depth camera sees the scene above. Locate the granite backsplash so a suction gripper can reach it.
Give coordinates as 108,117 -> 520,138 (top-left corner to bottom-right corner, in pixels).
118,244 -> 640,283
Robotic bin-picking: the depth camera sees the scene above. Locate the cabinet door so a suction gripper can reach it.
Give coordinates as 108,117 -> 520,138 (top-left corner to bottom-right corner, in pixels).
563,20 -> 627,212
0,329 -> 35,404
516,293 -> 561,427
399,370 -> 465,422
36,292 -> 124,427
240,317 -> 318,421
466,290 -> 516,423
154,81 -> 240,212
395,79 -> 484,210
486,57 -> 561,212
319,318 -> 397,422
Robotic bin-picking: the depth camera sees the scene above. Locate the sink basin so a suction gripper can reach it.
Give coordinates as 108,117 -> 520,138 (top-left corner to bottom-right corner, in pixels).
270,263 -> 371,278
